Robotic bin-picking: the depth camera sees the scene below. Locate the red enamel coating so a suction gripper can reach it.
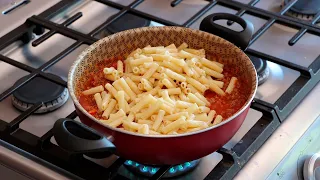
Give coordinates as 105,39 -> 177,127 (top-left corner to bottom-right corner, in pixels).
75,105 -> 250,165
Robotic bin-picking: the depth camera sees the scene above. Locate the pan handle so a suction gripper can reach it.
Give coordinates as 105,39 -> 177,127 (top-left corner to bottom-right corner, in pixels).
52,118 -> 116,158
200,13 -> 254,50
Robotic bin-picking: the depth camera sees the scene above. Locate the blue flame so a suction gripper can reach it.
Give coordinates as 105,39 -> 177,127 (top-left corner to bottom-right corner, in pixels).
124,160 -> 198,176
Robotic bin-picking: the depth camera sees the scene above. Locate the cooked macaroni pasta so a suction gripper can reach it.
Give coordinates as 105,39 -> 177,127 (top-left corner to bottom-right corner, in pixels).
81,43 -> 241,135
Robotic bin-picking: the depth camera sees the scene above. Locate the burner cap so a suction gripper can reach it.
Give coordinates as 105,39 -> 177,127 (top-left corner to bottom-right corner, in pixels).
12,74 -> 69,114
124,159 -> 200,178
285,0 -> 320,15
283,0 -> 320,21
248,55 -> 269,85
107,13 -> 151,34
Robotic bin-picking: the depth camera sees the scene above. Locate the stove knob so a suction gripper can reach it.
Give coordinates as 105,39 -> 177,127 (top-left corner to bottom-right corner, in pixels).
304,153 -> 320,180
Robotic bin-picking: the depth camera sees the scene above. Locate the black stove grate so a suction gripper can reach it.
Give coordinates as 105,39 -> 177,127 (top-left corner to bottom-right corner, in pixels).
0,0 -> 319,179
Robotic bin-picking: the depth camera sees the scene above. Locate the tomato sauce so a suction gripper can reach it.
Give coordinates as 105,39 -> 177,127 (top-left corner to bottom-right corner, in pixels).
204,67 -> 249,119
79,58 -> 250,121
79,59 -> 120,118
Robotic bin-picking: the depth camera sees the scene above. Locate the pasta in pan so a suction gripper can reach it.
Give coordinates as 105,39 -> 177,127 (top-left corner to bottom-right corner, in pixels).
79,43 -> 248,135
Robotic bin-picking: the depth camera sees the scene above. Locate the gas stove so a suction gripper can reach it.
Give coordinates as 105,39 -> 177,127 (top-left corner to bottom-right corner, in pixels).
0,0 -> 319,180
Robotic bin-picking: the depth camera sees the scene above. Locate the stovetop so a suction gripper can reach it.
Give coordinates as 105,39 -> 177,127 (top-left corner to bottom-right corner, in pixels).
0,0 -> 319,180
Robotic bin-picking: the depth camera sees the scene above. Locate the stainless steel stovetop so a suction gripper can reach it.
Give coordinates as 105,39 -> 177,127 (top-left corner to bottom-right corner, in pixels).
0,0 -> 319,180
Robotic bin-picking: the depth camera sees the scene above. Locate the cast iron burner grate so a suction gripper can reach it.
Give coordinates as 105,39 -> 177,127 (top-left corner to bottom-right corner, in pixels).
12,74 -> 69,113
0,0 -> 319,180
124,159 -> 200,178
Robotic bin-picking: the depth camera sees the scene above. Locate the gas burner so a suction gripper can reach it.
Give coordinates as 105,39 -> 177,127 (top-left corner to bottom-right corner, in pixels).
107,13 -> 151,34
124,159 -> 200,178
283,0 -> 320,21
12,74 -> 69,114
248,55 -> 270,85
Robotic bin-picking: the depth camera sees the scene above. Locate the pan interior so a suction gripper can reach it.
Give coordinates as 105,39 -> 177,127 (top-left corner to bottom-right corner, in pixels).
68,26 -> 257,137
